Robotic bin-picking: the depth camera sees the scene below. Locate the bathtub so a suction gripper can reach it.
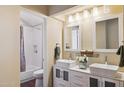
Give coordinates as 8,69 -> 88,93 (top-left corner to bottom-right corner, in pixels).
20,65 -> 41,83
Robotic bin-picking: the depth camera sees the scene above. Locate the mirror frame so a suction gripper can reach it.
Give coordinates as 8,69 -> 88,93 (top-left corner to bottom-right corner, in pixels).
93,13 -> 123,52
64,23 -> 81,52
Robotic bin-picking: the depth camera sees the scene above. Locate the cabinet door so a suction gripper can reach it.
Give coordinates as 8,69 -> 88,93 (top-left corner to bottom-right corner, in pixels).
61,69 -> 70,87
53,66 -> 62,85
63,70 -> 69,81
62,69 -> 70,83
102,78 -> 120,87
54,80 -> 68,87
89,75 -> 102,87
56,68 -> 61,78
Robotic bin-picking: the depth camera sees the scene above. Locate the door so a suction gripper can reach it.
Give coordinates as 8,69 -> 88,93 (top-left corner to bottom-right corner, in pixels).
89,75 -> 102,87
53,66 -> 62,87
61,68 -> 70,86
102,78 -> 120,87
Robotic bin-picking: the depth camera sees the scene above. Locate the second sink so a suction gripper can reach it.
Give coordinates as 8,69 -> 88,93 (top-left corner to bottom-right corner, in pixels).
89,63 -> 119,78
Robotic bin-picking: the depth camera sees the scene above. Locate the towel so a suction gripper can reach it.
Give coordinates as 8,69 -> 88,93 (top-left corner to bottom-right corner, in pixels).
54,45 -> 60,60
116,45 -> 124,67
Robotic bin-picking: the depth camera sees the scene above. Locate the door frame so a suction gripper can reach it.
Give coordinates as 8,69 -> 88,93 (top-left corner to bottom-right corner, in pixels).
20,7 -> 48,87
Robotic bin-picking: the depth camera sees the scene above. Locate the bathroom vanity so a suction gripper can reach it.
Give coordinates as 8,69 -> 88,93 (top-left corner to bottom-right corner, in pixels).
69,66 -> 124,87
53,60 -> 124,87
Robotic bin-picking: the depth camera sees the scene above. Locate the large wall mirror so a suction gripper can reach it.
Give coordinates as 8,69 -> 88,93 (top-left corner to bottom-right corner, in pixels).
64,25 -> 81,51
93,14 -> 123,52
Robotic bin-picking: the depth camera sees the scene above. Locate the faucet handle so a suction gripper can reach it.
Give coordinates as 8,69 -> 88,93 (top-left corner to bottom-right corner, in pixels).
105,56 -> 108,64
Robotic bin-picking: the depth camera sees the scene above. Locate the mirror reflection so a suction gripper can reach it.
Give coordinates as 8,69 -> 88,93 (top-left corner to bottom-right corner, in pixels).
96,18 -> 119,49
65,26 -> 80,50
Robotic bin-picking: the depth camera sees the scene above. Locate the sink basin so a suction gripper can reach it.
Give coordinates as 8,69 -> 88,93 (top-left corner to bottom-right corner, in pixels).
89,63 -> 119,78
56,59 -> 76,68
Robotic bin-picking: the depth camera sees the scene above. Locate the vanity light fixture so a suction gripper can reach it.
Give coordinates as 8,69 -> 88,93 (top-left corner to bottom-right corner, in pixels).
68,15 -> 73,23
92,7 -> 98,16
103,5 -> 110,14
83,10 -> 90,18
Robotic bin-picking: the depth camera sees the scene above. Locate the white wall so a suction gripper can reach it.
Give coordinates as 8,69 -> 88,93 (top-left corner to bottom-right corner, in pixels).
32,25 -> 43,68
46,17 -> 63,86
23,26 -> 34,68
0,6 -> 20,87
23,25 -> 43,69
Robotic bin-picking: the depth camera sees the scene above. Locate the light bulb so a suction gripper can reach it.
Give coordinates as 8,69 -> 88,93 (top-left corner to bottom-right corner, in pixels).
68,15 -> 73,23
93,7 -> 98,16
75,13 -> 80,21
83,10 -> 90,18
104,5 -> 110,14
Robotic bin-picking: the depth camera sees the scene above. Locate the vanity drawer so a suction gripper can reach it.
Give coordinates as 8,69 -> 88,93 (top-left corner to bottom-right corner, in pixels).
70,70 -> 89,87
70,79 -> 89,87
54,80 -> 69,87
71,82 -> 84,87
70,70 -> 88,80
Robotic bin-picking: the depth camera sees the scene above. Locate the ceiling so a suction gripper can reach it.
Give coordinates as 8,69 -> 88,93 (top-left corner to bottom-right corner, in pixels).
21,5 -> 79,23
50,5 -> 101,22
21,5 -> 101,25
48,5 -> 76,15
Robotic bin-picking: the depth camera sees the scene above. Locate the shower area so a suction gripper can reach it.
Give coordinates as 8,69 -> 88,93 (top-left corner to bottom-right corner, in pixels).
20,11 -> 45,87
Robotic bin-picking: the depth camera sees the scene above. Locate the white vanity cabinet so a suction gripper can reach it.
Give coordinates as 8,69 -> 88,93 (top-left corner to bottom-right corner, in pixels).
53,59 -> 76,87
70,70 -> 102,87
53,65 -> 70,87
69,69 -> 124,87
53,62 -> 124,87
70,70 -> 89,87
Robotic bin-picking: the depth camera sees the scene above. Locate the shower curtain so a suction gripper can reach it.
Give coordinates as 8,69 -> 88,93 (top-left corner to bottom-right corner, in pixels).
20,25 -> 26,72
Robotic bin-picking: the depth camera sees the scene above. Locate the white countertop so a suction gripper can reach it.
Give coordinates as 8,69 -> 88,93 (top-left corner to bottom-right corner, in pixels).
69,66 -> 91,74
113,72 -> 124,81
69,65 -> 124,82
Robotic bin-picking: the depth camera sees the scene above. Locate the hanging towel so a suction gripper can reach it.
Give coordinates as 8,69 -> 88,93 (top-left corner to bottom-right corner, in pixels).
54,43 -> 60,60
116,45 -> 124,67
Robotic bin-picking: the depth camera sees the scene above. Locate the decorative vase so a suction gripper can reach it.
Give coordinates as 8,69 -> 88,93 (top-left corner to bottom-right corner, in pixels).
79,61 -> 87,69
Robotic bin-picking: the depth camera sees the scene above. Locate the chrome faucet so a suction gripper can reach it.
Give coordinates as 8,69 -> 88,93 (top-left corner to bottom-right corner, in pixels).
105,56 -> 108,65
